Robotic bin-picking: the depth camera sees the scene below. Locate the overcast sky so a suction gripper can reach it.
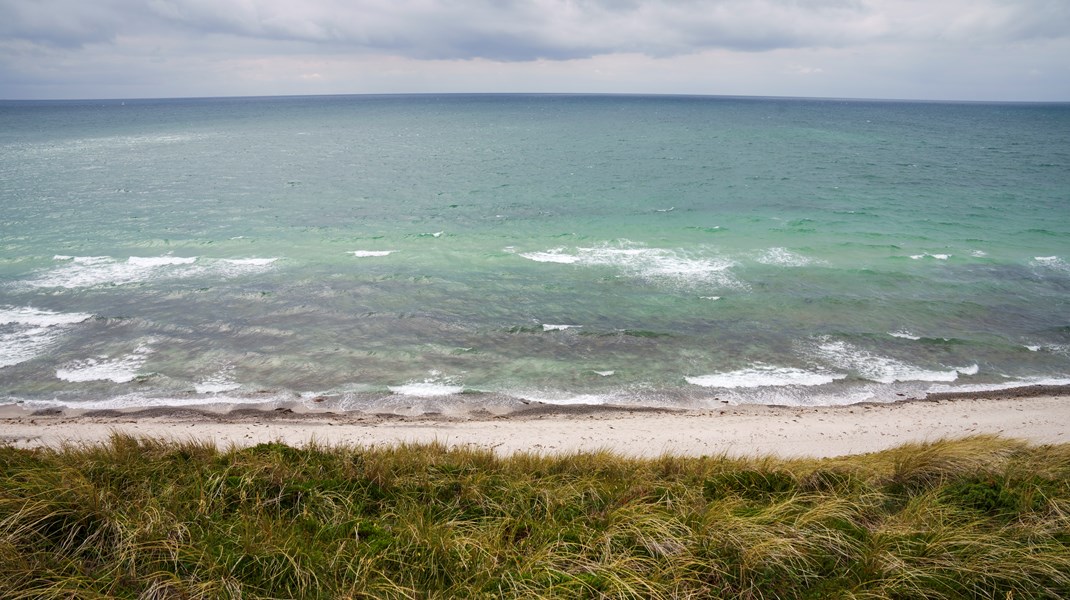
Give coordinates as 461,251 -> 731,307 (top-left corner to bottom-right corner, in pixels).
1,0 -> 1068,101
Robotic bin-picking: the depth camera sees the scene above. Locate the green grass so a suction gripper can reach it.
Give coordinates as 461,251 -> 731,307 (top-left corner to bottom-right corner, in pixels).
2,435 -> 1069,598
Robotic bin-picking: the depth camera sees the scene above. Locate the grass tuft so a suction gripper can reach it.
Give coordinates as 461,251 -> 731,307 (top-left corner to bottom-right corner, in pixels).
1,435 -> 1069,598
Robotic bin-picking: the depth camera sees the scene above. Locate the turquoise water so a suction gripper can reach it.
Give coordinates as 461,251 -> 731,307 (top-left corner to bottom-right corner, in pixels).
2,94 -> 1068,413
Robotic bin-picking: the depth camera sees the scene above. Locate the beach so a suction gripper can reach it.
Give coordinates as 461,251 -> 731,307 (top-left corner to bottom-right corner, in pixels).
3,385 -> 1067,457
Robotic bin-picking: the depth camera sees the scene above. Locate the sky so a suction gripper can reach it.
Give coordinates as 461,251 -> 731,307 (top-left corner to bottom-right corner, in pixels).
1,0 -> 1068,101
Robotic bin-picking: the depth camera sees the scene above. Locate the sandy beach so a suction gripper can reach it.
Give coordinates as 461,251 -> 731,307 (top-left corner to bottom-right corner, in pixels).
0,385 -> 1066,457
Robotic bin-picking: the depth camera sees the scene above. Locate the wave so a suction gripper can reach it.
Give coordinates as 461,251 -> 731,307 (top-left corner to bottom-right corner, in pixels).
0,306 -> 94,368
0,306 -> 94,328
910,253 -> 951,260
194,365 -> 241,394
512,391 -> 613,406
1033,256 -> 1069,273
388,382 -> 465,397
815,339 -> 977,384
55,344 -> 153,384
685,364 -> 845,389
754,247 -> 816,267
888,330 -> 922,340
388,371 -> 464,397
221,258 -> 278,267
351,250 -> 395,257
23,254 -> 279,289
515,241 -> 743,289
12,391 -> 287,412
519,249 -> 581,264
543,324 -> 580,332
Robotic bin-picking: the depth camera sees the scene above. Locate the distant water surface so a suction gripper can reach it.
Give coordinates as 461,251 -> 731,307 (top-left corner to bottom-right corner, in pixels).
1,94 -> 1068,413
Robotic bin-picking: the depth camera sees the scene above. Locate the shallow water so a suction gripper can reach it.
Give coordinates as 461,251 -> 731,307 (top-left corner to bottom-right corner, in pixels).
1,94 -> 1068,413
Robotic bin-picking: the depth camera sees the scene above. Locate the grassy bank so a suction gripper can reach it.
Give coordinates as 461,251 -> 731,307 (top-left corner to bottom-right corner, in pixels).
2,435 -> 1069,599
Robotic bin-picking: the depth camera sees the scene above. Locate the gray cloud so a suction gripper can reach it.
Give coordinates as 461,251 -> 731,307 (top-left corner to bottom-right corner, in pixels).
3,0 -> 1068,60
1,0 -> 1068,100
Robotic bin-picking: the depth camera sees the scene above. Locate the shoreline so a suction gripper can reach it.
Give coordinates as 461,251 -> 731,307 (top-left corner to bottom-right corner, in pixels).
2,385 -> 1068,457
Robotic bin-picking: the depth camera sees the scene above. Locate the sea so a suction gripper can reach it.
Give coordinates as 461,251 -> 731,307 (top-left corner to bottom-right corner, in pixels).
1,94 -> 1068,415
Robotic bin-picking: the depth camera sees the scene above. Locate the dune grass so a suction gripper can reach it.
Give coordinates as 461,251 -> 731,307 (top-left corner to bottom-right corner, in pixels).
1,434 -> 1069,599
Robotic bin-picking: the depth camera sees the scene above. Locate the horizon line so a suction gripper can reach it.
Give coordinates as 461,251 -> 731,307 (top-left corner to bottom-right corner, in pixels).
3,91 -> 1068,105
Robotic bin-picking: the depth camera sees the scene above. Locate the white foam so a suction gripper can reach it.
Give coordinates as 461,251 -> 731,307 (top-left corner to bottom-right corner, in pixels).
592,370 -> 615,377
194,366 -> 241,394
221,258 -> 278,267
519,249 -> 581,264
517,242 -> 743,289
26,255 -> 199,288
127,256 -> 198,268
0,306 -> 94,327
214,258 -> 280,277
928,377 -> 1070,395
351,250 -> 395,257
816,339 -> 976,384
514,392 -> 611,406
888,330 -> 922,340
17,392 -> 286,412
910,253 -> 951,260
388,382 -> 464,397
971,250 -> 987,257
388,371 -> 463,397
0,307 -> 94,369
543,324 -> 580,332
1,327 -> 63,368
56,345 -> 152,384
686,365 -> 845,389
755,247 -> 814,267
25,254 -> 280,289
1033,256 -> 1069,272
700,296 -> 722,301
195,381 -> 241,394
1021,344 -> 1069,356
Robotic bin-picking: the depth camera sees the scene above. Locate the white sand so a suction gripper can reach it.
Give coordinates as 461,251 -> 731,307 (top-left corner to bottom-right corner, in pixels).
2,390 -> 1067,458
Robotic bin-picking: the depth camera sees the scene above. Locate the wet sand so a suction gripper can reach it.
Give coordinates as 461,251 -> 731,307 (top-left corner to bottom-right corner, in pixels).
1,386 -> 1067,458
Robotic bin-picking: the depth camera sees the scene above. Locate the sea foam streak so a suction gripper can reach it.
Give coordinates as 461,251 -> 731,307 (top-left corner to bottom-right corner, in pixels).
351,250 -> 395,257
755,247 -> 815,267
56,344 -> 153,383
17,392 -> 288,412
815,339 -> 977,384
0,307 -> 94,368
26,255 -> 277,288
517,242 -> 743,288
686,365 -> 845,389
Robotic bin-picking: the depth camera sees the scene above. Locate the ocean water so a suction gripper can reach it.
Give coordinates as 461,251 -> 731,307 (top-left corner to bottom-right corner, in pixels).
1,94 -> 1068,414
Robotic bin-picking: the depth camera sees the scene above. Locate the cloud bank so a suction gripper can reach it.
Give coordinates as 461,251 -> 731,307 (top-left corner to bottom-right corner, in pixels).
1,0 -> 1068,100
